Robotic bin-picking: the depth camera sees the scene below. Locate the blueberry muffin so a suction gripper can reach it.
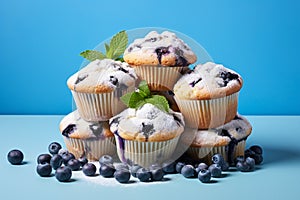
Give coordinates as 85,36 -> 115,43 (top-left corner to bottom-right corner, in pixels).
59,110 -> 116,161
182,114 -> 252,165
109,103 -> 185,167
67,59 -> 137,121
124,31 -> 197,91
174,62 -> 243,129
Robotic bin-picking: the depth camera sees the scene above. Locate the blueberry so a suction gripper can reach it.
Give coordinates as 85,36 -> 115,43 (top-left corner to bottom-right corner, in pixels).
115,163 -> 129,171
99,163 -> 116,178
244,149 -> 255,158
48,142 -> 62,155
220,161 -> 230,171
130,164 -> 142,178
175,162 -> 185,173
236,161 -> 250,172
67,159 -> 81,171
252,154 -> 263,165
249,145 -> 263,155
37,153 -> 52,164
136,168 -> 151,182
58,149 -> 69,156
61,152 -> 75,165
50,154 -> 63,170
150,167 -> 164,181
208,164 -> 222,178
195,163 -> 208,173
7,149 -> 24,165
162,160 -> 176,174
82,163 -> 96,176
78,157 -> 88,167
114,169 -> 131,183
245,157 -> 255,171
99,155 -> 113,166
36,163 -> 52,177
198,169 -> 211,183
234,156 -> 245,165
181,165 -> 195,178
212,154 -> 225,165
55,166 -> 72,182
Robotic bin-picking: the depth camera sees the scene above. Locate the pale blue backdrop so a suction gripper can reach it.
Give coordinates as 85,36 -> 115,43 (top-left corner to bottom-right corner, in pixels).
1,0 -> 299,115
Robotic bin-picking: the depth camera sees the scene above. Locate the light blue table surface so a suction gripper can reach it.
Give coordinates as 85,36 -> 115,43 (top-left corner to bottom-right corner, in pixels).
1,115 -> 299,200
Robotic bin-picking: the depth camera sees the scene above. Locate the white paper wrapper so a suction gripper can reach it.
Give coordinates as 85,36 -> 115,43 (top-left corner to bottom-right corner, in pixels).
175,92 -> 238,129
133,65 -> 185,91
63,136 -> 116,161
115,135 -> 180,167
72,85 -> 135,122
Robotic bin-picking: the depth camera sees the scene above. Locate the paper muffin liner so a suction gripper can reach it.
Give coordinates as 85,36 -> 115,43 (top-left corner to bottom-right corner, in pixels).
132,65 -> 185,91
114,135 -> 180,167
187,140 -> 246,165
175,92 -> 238,129
63,136 -> 116,161
72,85 -> 135,122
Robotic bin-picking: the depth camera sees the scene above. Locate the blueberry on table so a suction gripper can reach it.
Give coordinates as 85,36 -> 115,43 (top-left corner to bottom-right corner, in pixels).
114,163 -> 130,171
249,145 -> 263,155
99,155 -> 114,166
236,161 -> 250,172
195,163 -> 208,173
181,165 -> 195,178
7,149 -> 24,165
212,154 -> 225,165
67,159 -> 81,171
150,167 -> 164,181
36,163 -> 52,177
130,164 -> 142,178
234,156 -> 245,165
244,149 -> 256,158
252,154 -> 263,165
198,169 -> 211,183
37,153 -> 52,164
220,161 -> 230,171
78,157 -> 88,167
82,163 -> 96,176
162,160 -> 176,174
48,142 -> 62,155
245,157 -> 255,171
175,162 -> 185,173
50,154 -> 63,170
55,166 -> 72,182
208,164 -> 222,178
99,163 -> 116,178
61,152 -> 75,165
136,168 -> 151,182
114,169 -> 131,183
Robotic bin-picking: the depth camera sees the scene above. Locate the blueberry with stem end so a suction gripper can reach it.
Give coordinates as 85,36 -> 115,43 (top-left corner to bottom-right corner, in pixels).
50,154 -> 63,170
195,163 -> 208,173
99,155 -> 114,166
208,164 -> 222,178
7,149 -> 24,165
150,166 -> 164,181
37,153 -> 52,164
61,152 -> 75,165
99,163 -> 116,178
245,157 -> 255,171
78,157 -> 88,167
48,142 -> 62,155
130,164 -> 142,178
181,165 -> 195,178
236,161 -> 250,172
198,169 -> 211,183
212,154 -> 225,165
162,160 -> 176,174
114,169 -> 131,183
176,162 -> 185,173
136,168 -> 151,182
36,163 -> 52,177
82,163 -> 96,176
55,166 -> 72,182
67,159 -> 81,171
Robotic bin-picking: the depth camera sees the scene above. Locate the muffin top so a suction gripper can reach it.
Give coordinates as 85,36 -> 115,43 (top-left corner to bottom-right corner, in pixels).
109,103 -> 185,142
59,110 -> 113,140
182,114 -> 252,147
67,59 -> 137,93
174,62 -> 243,99
124,31 -> 197,67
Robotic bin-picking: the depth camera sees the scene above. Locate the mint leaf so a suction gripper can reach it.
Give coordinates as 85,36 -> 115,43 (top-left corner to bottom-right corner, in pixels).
145,95 -> 169,112
80,50 -> 106,61
121,92 -> 144,109
105,43 -> 110,54
120,93 -> 132,107
106,30 -> 128,59
138,80 -> 151,98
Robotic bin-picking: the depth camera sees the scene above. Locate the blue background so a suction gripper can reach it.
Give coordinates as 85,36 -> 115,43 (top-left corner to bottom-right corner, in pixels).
1,0 -> 299,115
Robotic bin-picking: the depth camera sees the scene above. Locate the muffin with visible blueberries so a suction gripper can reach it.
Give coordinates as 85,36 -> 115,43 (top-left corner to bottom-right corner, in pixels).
181,114 -> 252,165
174,62 -> 243,129
67,58 -> 137,122
124,31 -> 197,91
109,103 -> 185,167
59,110 -> 116,161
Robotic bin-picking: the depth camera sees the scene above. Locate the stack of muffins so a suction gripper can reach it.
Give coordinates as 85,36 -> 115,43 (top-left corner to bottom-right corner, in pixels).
60,30 -> 252,167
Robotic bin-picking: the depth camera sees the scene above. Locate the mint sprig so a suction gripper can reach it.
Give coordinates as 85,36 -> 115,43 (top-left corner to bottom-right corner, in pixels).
80,30 -> 128,61
121,81 -> 170,113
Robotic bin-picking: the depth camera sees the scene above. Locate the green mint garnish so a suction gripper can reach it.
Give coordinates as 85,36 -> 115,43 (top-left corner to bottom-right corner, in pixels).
121,81 -> 170,113
80,30 -> 128,61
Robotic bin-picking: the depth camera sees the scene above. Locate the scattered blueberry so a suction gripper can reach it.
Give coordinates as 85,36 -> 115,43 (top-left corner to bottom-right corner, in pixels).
244,149 -> 256,158
249,145 -> 263,155
67,159 -> 81,171
50,154 -> 63,170
236,161 -> 250,172
175,162 -> 185,173
136,168 -> 151,182
130,164 -> 142,178
82,163 -> 96,176
58,149 -> 69,156
114,169 -> 131,183
245,157 -> 255,171
198,169 -> 211,183
48,142 -> 62,155
195,163 -> 208,173
61,152 -> 75,165
245,146 -> 264,165
252,154 -> 263,165
7,149 -> 24,165
115,163 -> 129,171
212,154 -> 225,165
99,163 -> 116,178
78,157 -> 88,167
99,155 -> 113,166
37,153 -> 52,164
220,161 -> 230,171
55,166 -> 72,182
234,156 -> 245,165
36,163 -> 52,177
208,164 -> 222,178
181,165 -> 195,178
150,167 -> 164,181
162,160 -> 176,174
